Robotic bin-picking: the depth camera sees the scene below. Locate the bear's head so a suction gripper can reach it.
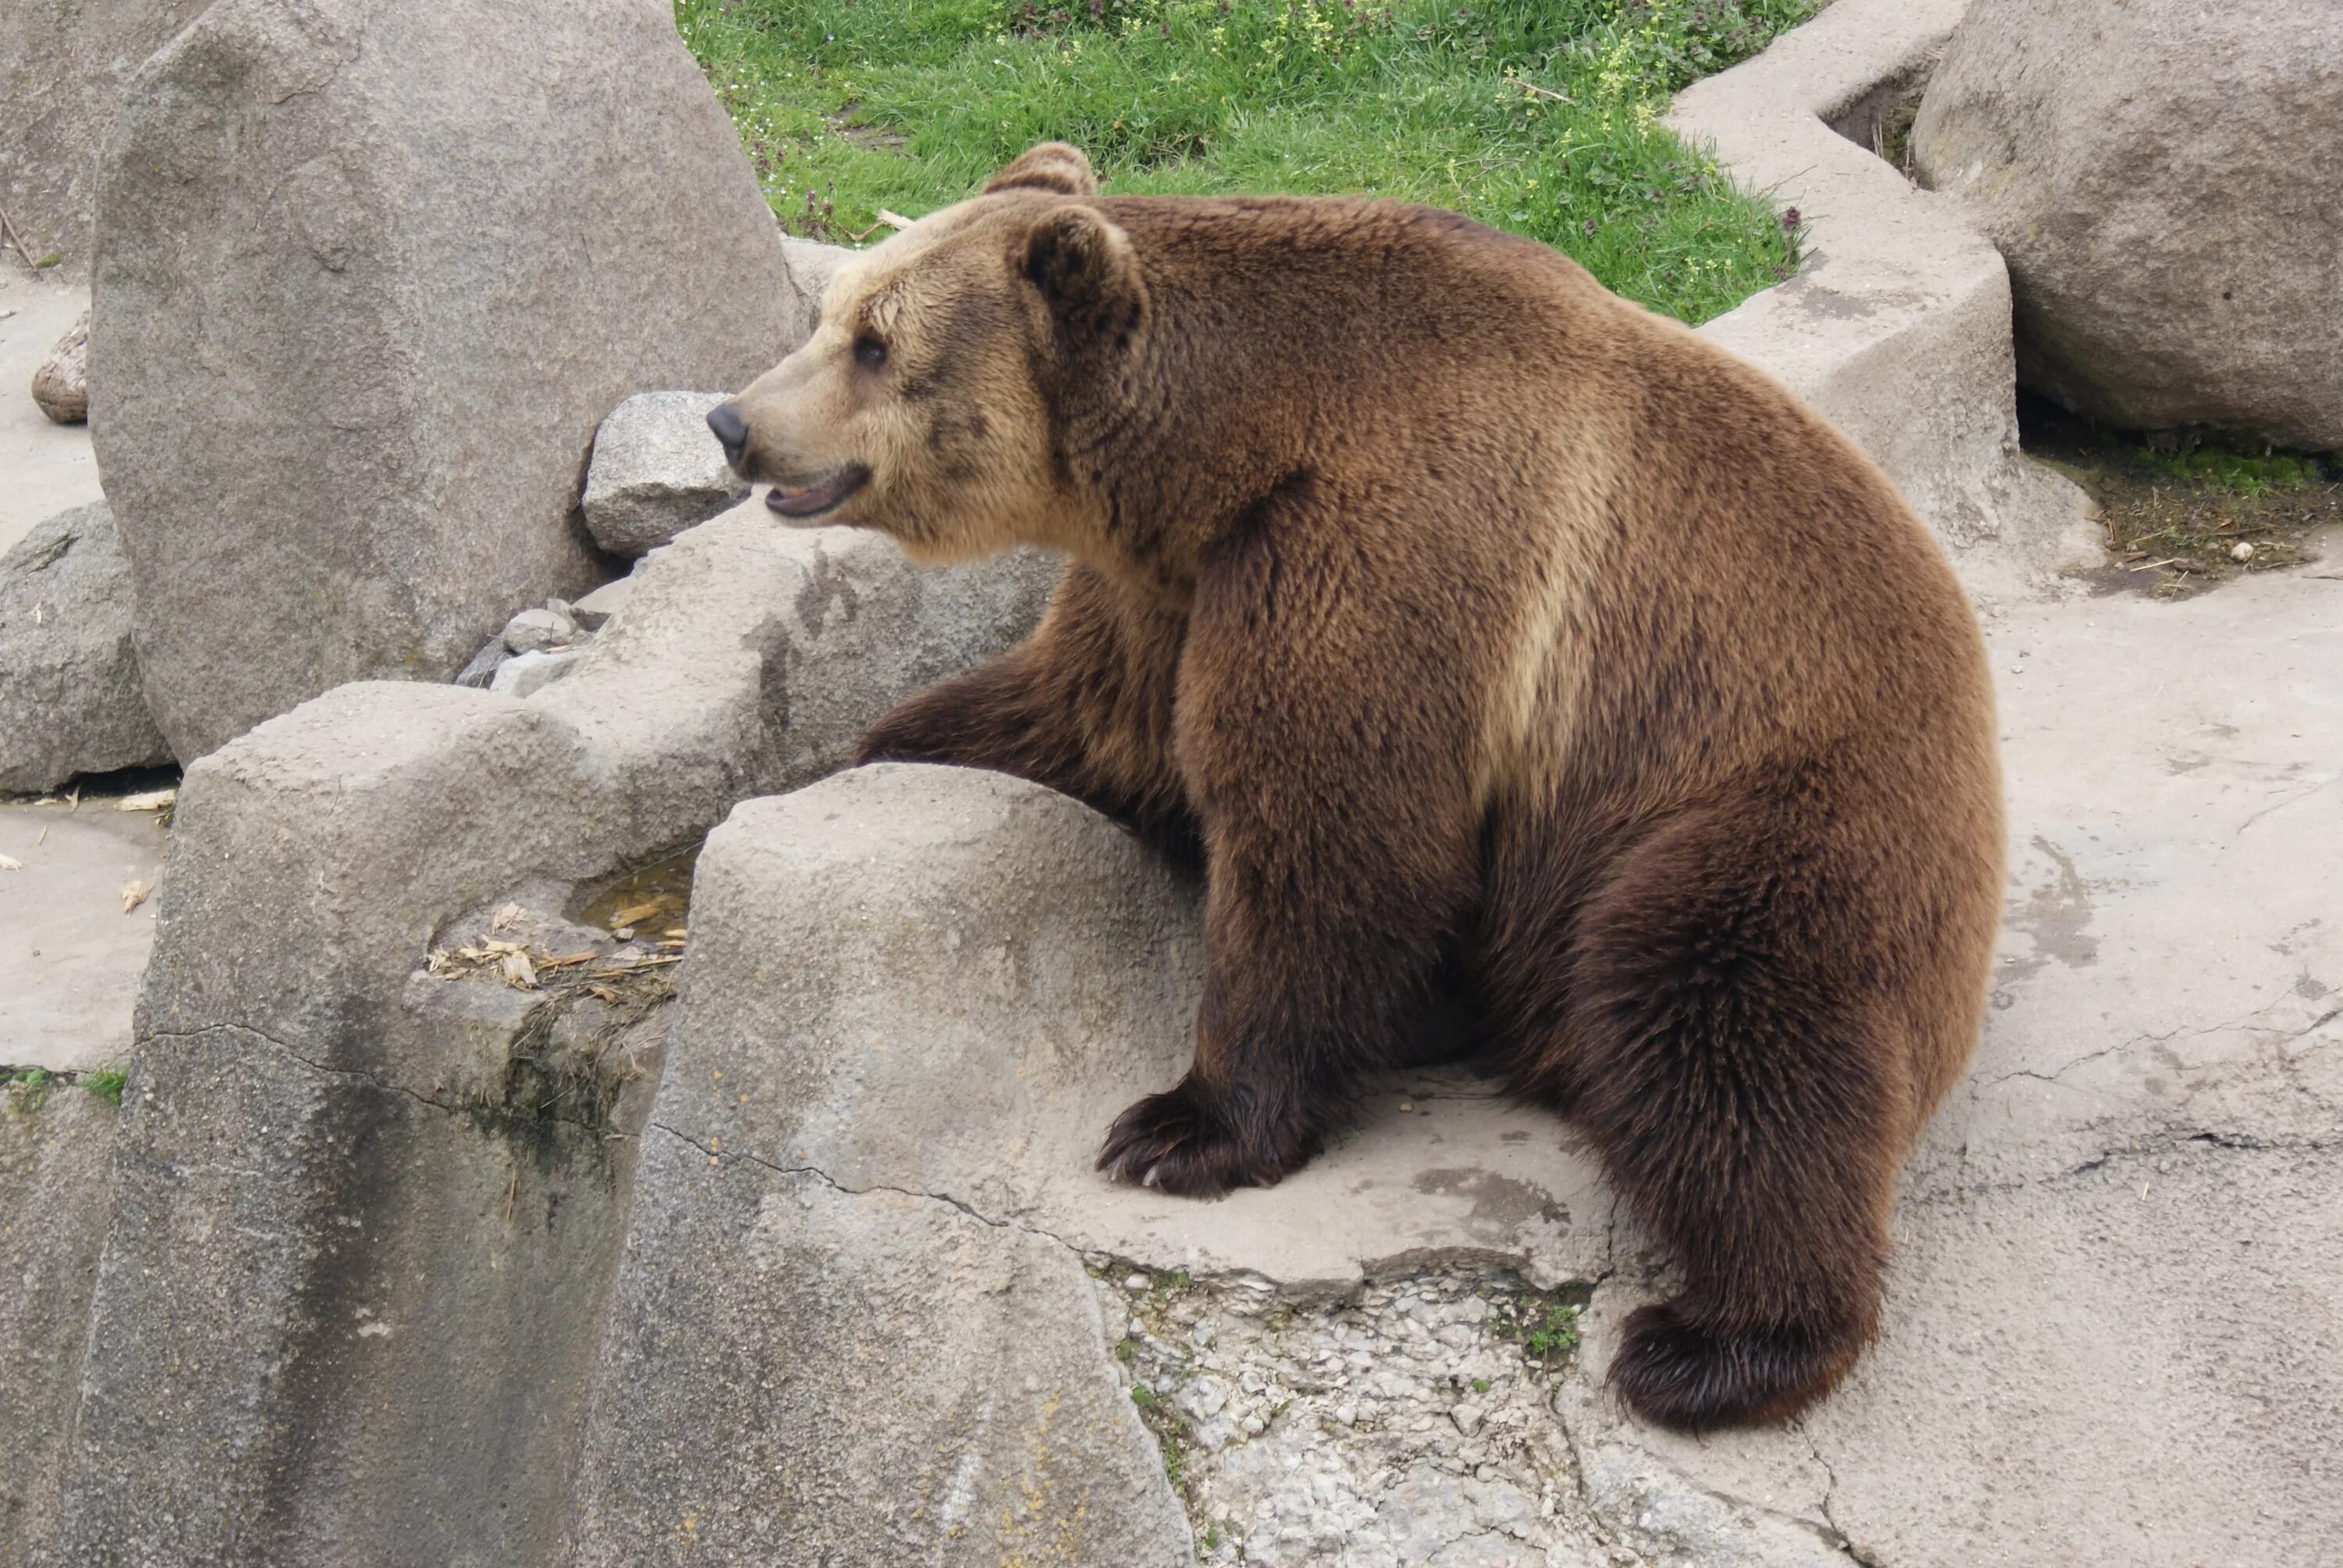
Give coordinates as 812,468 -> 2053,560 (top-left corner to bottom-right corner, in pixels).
708,143 -> 1146,565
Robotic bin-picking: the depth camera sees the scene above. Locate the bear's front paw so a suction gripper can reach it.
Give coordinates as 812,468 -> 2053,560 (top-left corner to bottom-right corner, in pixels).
1095,1078 -> 1307,1198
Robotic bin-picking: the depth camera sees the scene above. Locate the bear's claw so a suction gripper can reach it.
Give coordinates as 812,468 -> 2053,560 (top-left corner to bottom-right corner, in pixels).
1097,1079 -> 1293,1198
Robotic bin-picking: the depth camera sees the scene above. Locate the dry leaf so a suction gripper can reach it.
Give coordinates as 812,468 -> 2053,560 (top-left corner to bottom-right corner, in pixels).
662,926 -> 687,939
120,878 -> 153,914
499,949 -> 538,989
537,950 -> 599,970
608,897 -> 675,930
116,789 -> 177,813
0,853 -> 23,871
492,902 -> 524,932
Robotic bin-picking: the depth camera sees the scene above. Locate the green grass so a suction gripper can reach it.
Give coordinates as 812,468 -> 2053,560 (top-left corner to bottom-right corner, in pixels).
3,1066 -> 130,1110
2141,441 -> 2323,500
677,0 -> 1817,324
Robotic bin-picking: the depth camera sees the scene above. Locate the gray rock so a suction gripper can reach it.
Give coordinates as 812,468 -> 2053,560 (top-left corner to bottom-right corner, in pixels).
568,766 -> 1195,1566
780,236 -> 854,338
30,308 -> 87,425
501,607 -> 576,655
0,1084 -> 119,1566
580,391 -> 750,556
0,502 -> 172,793
451,636 -> 508,689
89,0 -> 812,763
488,647 -> 582,698
55,513 -> 1054,1562
0,0 -> 211,279
570,1160 -> 1189,1566
1913,0 -> 2343,448
567,576 -> 632,631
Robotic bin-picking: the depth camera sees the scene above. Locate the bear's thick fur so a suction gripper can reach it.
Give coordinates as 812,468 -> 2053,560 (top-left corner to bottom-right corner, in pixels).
714,144 -> 2004,1431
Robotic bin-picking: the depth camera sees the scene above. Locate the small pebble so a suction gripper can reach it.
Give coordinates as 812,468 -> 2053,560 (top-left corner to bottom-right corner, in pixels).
1123,1272 -> 1150,1292
2231,540 -> 2255,562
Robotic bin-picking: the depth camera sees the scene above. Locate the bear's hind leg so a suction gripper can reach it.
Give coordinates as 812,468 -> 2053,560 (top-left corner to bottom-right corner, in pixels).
1539,796 -> 1916,1431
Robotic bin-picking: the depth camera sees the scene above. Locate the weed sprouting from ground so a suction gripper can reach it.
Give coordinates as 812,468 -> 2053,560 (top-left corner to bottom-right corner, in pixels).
2,1065 -> 130,1110
676,0 -> 1816,323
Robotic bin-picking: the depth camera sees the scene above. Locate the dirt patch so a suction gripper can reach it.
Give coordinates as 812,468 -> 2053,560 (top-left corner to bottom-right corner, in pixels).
2021,394 -> 2343,597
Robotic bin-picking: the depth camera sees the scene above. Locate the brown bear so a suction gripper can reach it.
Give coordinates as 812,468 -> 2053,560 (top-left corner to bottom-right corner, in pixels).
708,143 -> 2004,1431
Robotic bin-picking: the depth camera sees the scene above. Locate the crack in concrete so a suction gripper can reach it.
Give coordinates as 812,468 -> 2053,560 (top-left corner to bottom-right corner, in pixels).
1976,987 -> 2340,1092
2229,772 -> 2341,842
643,1119 -> 1086,1255
1917,1124 -> 2340,1210
147,1022 -> 610,1135
1799,1424 -> 1885,1567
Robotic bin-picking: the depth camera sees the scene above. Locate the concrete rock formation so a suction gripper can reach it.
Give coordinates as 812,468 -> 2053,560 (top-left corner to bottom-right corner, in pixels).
29,308 -> 87,425
1666,0 -> 2095,589
0,0 -> 212,277
0,1085 -> 119,1563
90,0 -> 809,762
0,502 -> 172,793
1913,0 -> 2343,449
581,391 -> 752,557
37,508 -> 1054,1565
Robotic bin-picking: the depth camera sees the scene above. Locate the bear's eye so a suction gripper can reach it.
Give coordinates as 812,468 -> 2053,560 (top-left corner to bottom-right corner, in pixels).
853,334 -> 888,371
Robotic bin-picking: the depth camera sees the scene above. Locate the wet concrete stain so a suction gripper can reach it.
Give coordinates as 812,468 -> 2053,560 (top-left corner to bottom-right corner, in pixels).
2002,836 -> 2101,985
1409,1167 -> 1570,1244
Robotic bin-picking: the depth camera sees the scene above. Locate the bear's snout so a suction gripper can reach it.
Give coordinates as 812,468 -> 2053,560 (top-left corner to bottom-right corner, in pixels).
707,401 -> 752,472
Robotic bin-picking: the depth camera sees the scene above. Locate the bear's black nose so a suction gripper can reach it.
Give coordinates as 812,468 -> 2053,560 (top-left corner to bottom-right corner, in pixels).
707,401 -> 751,465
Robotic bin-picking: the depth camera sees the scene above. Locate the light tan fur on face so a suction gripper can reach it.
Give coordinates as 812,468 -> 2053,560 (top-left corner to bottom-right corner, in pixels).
726,198 -> 1094,565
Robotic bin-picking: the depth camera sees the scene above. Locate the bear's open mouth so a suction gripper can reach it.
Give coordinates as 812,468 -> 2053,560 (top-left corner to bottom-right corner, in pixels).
765,462 -> 871,520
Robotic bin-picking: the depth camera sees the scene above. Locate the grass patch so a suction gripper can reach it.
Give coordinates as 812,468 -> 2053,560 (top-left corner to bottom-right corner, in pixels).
2,1066 -> 129,1110
679,0 -> 1817,323
1492,1281 -> 1589,1378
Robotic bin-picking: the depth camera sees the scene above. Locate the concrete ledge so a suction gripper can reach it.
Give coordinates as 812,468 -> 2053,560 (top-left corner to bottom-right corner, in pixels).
1675,0 -> 2095,592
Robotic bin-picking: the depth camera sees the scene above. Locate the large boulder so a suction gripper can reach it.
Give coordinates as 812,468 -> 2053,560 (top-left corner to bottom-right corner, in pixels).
0,0 -> 212,277
1911,0 -> 2343,449
0,502 -> 172,793
90,0 -> 809,762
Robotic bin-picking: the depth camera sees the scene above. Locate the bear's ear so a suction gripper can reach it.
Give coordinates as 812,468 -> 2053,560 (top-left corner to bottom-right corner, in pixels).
1019,205 -> 1146,346
984,142 -> 1097,198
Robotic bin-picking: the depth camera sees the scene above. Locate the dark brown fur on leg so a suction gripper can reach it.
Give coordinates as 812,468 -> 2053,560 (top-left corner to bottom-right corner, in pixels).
1097,482 -> 1494,1196
1505,788 -> 1908,1431
856,561 -> 1200,863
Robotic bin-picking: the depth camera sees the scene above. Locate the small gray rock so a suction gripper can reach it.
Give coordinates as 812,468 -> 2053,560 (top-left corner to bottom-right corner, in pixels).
567,576 -> 633,631
0,501 -> 173,793
31,308 -> 89,425
487,648 -> 582,699
451,637 -> 509,689
501,608 -> 576,654
580,391 -> 751,557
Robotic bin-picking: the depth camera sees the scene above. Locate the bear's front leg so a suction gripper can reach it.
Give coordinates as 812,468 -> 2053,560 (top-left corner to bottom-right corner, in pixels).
858,562 -> 1197,857
1097,500 -> 1489,1196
